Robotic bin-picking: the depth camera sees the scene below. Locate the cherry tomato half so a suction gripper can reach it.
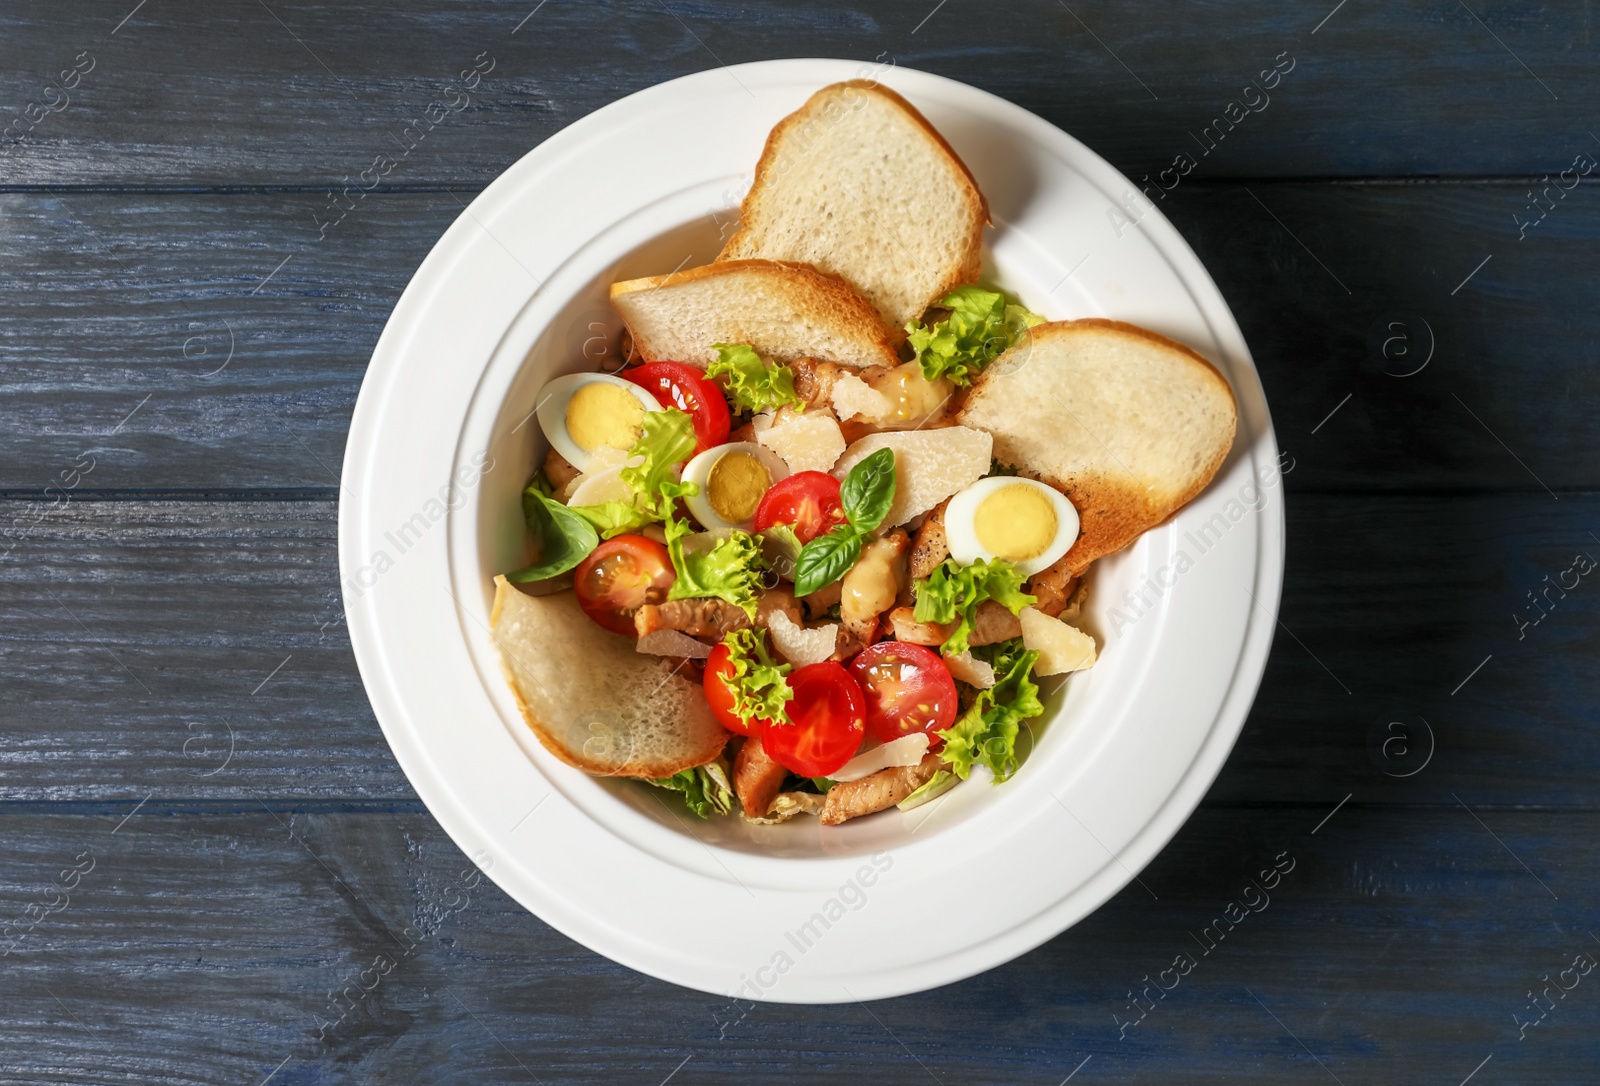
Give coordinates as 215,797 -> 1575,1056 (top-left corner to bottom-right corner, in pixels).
752,471 -> 848,544
703,641 -> 762,738
760,661 -> 866,778
623,361 -> 731,455
849,641 -> 959,746
573,534 -> 675,636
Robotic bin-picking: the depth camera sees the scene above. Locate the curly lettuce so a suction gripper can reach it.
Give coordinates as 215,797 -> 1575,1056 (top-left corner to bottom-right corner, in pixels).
937,638 -> 1043,782
570,408 -> 698,538
912,557 -> 1036,656
715,628 -> 793,729
905,286 -> 1045,386
707,343 -> 803,412
665,523 -> 768,617
649,760 -> 734,818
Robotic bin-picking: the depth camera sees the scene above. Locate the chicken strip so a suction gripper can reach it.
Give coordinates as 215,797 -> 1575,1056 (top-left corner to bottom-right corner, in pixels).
820,754 -> 943,825
734,736 -> 791,819
543,447 -> 581,493
909,499 -> 950,581
1025,554 -> 1079,620
756,586 -> 802,628
634,598 -> 750,641
790,356 -> 845,410
887,600 -> 1022,647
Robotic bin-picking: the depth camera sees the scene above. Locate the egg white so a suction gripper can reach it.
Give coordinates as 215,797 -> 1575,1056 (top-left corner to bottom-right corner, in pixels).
943,476 -> 1079,576
534,371 -> 660,472
681,442 -> 790,532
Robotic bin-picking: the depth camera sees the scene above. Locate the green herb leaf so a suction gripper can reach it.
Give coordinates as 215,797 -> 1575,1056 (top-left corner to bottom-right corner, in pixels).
905,286 -> 1045,386
759,523 -> 805,582
666,524 -> 768,617
839,447 -> 897,532
911,557 -> 1036,656
716,628 -> 793,730
706,343 -> 803,413
648,760 -> 734,818
506,486 -> 599,582
793,526 -> 864,598
937,638 -> 1042,782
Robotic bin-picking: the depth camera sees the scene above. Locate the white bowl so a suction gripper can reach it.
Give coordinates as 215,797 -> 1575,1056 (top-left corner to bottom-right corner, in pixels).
340,58 -> 1283,1003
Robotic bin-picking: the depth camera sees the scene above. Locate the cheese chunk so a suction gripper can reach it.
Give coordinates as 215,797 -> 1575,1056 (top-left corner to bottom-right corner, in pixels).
1018,606 -> 1097,676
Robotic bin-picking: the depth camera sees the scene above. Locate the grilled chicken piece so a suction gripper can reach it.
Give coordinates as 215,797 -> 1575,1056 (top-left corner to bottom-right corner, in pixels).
840,530 -> 909,646
734,736 -> 791,819
790,356 -> 846,410
820,754 -> 943,825
802,580 -> 843,621
909,499 -> 951,580
887,600 -> 1022,647
971,600 -> 1023,645
1025,555 -> 1079,619
543,448 -> 581,493
756,587 -> 802,628
634,598 -> 750,641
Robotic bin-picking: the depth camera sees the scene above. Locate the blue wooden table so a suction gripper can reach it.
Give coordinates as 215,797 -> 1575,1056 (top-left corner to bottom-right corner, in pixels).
2,1 -> 1596,1082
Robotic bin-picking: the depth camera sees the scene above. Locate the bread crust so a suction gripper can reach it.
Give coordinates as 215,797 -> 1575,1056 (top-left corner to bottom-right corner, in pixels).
958,319 -> 1237,575
717,80 -> 988,331
609,258 -> 900,370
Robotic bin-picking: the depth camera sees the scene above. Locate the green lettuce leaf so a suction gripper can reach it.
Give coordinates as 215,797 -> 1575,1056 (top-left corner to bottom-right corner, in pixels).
707,343 -> 803,413
911,557 -> 1036,656
620,408 -> 700,521
937,638 -> 1042,782
905,286 -> 1045,386
648,760 -> 734,818
567,499 -> 653,540
715,628 -> 793,730
666,523 -> 768,617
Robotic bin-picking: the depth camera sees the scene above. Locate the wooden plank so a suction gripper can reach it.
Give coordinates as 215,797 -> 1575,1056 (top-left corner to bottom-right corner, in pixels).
0,0 -> 1593,186
2,183 -> 1598,491
3,493 -> 1597,807
0,804 -> 1592,1082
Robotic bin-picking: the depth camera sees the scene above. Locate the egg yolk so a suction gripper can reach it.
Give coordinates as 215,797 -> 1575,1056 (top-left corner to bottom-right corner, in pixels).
974,484 -> 1058,562
565,383 -> 645,453
707,452 -> 771,524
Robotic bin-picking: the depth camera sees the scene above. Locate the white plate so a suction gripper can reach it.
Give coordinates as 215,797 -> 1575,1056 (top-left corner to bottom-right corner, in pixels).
340,58 -> 1283,1004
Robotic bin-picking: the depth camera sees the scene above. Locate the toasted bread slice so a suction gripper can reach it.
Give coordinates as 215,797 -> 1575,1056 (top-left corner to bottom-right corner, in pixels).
831,425 -> 992,528
717,81 -> 987,334
610,259 -> 899,370
490,576 -> 728,778
956,320 -> 1237,574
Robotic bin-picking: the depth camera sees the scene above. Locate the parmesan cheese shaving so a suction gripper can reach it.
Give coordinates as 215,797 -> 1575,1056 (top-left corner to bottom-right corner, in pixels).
744,791 -> 824,824
830,372 -> 893,421
830,733 -> 930,782
756,411 -> 847,474
944,650 -> 995,689
1018,606 -> 1097,675
766,610 -> 837,667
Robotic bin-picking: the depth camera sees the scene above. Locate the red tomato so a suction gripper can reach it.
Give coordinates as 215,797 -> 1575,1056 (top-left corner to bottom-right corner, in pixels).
849,641 -> 959,746
623,361 -> 730,454
703,641 -> 761,737
760,662 -> 866,778
753,471 -> 848,543
572,535 -> 675,636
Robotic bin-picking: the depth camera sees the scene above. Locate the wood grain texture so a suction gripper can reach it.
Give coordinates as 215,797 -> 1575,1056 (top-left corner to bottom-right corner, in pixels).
0,805 -> 1593,1084
0,0 -> 1594,187
3,493 -> 1596,809
2,184 -> 1598,490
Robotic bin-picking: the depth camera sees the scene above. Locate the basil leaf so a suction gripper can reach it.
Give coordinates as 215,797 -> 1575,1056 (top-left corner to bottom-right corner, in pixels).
840,448 -> 896,533
793,526 -> 863,597
507,486 -> 598,582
